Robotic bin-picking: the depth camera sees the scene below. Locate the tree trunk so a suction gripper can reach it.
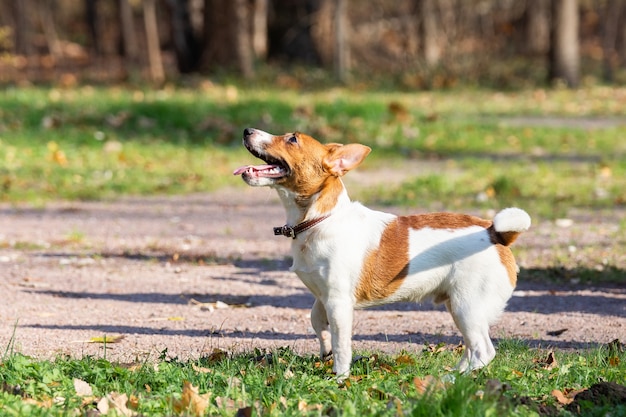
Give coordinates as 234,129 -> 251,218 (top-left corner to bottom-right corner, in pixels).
622,9 -> 626,68
525,0 -> 550,55
251,0 -> 268,60
14,0 -> 33,56
602,0 -> 622,82
166,0 -> 201,73
39,0 -> 62,57
85,0 -> 101,55
143,0 -> 165,83
417,0 -> 440,67
334,0 -> 349,82
202,0 -> 254,78
233,0 -> 254,78
311,0 -> 334,67
119,0 -> 139,64
548,0 -> 579,87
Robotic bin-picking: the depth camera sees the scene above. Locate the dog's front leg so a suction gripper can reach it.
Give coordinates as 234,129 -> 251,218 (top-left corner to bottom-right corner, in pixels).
310,299 -> 332,360
325,299 -> 354,382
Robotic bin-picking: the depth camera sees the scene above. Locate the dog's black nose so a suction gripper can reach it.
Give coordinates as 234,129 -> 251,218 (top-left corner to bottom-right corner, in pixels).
243,128 -> 254,138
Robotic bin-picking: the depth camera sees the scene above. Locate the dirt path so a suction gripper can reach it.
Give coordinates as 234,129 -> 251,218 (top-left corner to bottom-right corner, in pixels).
1,178 -> 624,363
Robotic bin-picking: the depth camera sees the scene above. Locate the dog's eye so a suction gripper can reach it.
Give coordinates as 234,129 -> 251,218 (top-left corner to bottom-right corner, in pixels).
288,135 -> 298,144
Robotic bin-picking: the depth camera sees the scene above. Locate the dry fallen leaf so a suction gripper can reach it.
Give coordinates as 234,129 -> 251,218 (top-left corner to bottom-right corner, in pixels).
73,378 -> 93,397
387,101 -> 411,124
228,376 -> 242,388
414,375 -> 444,395
296,399 -> 324,413
205,348 -> 228,363
22,397 -> 54,408
395,354 -> 415,365
347,374 -> 365,384
552,387 -> 588,405
122,363 -> 143,372
599,165 -> 612,179
265,396 -> 288,414
51,150 -> 68,166
128,394 -> 139,410
379,363 -> 397,374
606,339 -> 624,366
298,399 -> 308,411
192,364 -> 213,374
534,351 -> 559,370
424,343 -> 449,355
97,392 -> 134,416
171,381 -> 211,417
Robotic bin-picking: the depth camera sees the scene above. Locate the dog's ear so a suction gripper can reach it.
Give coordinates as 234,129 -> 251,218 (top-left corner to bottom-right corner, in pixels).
323,143 -> 371,176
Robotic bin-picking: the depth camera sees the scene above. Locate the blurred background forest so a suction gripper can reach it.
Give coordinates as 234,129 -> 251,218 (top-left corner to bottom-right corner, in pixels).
1,0 -> 625,89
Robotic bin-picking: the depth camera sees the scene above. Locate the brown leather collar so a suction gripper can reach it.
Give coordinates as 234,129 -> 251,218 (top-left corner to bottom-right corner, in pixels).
273,215 -> 330,239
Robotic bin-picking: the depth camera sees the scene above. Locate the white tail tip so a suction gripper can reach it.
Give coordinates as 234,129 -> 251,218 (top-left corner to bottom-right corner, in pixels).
493,207 -> 531,232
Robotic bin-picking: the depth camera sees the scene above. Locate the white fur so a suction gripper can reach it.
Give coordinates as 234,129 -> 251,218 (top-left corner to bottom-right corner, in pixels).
493,207 -> 531,232
292,204 -> 517,378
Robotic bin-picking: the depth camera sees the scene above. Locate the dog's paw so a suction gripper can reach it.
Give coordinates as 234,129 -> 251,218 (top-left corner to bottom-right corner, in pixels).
335,372 -> 350,385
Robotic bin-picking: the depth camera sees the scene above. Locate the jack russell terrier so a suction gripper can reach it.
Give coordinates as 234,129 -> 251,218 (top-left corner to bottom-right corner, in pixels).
234,128 -> 530,381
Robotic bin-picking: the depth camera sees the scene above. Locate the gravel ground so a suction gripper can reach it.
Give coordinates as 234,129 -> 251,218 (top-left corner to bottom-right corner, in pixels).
1,176 -> 624,363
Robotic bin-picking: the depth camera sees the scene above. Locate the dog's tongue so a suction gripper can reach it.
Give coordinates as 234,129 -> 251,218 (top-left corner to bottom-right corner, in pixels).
233,164 -> 275,176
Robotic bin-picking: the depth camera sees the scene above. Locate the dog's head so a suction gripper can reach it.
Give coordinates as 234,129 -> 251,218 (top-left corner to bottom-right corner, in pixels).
234,128 -> 371,198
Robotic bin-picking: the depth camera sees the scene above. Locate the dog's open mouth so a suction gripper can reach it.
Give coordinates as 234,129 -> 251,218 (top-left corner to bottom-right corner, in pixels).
233,150 -> 289,180
233,163 -> 288,179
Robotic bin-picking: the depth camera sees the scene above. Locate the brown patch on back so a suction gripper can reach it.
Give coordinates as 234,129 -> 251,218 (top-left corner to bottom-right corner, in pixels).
355,213 -> 494,303
355,218 -> 410,302
404,212 -> 492,230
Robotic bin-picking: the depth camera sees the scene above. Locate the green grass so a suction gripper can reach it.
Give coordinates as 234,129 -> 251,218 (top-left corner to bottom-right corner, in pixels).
1,85 -> 625,218
0,342 -> 624,416
366,157 -> 625,220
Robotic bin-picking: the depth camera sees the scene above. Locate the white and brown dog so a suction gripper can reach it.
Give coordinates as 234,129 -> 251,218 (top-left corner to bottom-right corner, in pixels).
234,128 -> 530,381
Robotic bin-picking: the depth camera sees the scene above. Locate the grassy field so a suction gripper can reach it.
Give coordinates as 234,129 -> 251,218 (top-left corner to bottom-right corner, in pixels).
1,85 -> 625,219
1,341 -> 625,416
1,84 -> 625,416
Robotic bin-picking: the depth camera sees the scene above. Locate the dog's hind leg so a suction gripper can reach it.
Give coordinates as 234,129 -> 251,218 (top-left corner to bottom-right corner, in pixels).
311,299 -> 333,360
447,300 -> 496,372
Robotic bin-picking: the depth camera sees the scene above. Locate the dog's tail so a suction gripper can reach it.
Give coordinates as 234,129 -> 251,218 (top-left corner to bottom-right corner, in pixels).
490,207 -> 531,246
